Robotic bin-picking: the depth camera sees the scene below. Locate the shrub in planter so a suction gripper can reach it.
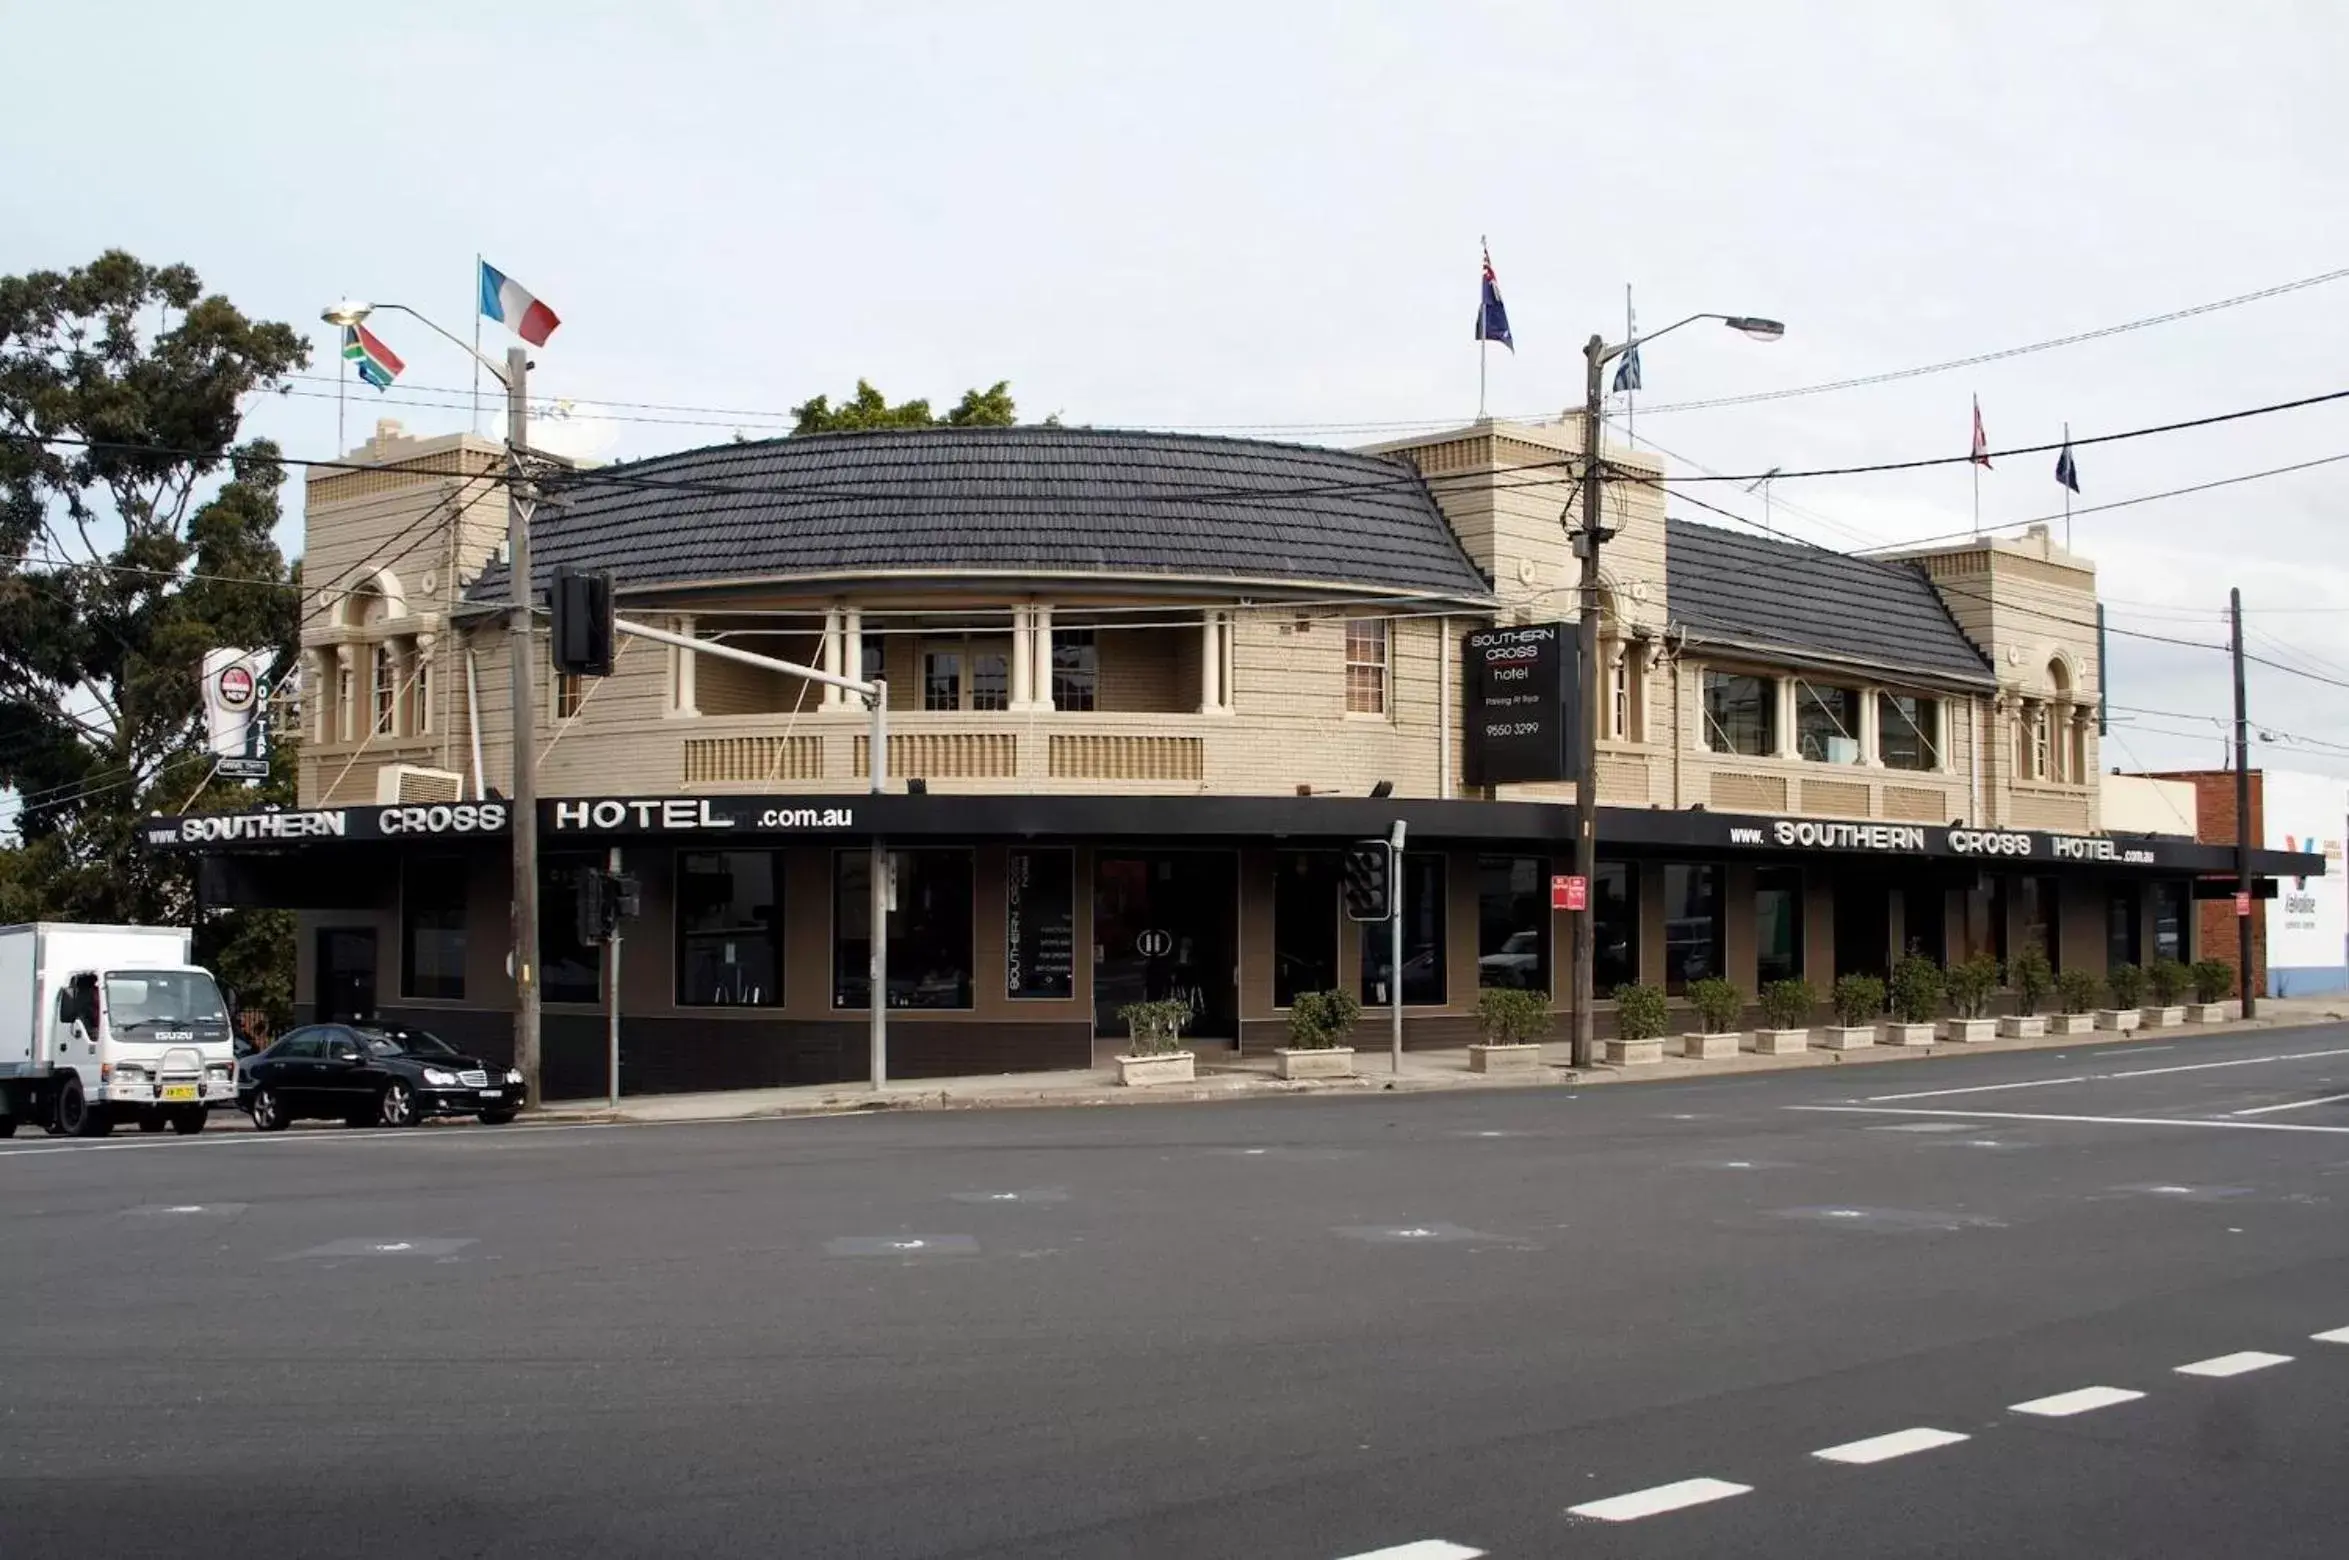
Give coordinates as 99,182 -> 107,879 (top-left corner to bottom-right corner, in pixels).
1285,989 -> 1361,1050
2106,962 -> 2147,1009
2190,958 -> 2236,1005
1760,979 -> 1817,1032
1686,977 -> 1744,1034
1119,1000 -> 1191,1056
1888,957 -> 1946,1024
1475,987 -> 1551,1047
1945,953 -> 2000,1020
1831,973 -> 1886,1028
2056,968 -> 2102,1015
2146,957 -> 2190,1007
2007,947 -> 2054,1017
1613,983 -> 1669,1043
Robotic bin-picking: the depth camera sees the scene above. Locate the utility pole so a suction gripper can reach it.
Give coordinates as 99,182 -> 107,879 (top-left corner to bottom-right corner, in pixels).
2231,586 -> 2257,1019
1568,335 -> 1608,1070
1389,819 -> 1407,1074
505,345 -> 542,1104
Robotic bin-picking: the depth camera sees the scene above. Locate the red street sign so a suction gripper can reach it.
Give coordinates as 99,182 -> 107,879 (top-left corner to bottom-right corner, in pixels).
2234,891 -> 2253,917
1554,874 -> 1588,911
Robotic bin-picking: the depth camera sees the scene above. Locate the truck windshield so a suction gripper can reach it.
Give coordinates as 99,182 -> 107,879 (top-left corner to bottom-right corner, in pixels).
104,971 -> 229,1032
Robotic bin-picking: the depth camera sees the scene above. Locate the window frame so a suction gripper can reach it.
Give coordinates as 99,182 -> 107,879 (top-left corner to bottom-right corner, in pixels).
1702,669 -> 1774,756
1475,854 -> 1551,996
1361,851 -> 1449,1007
1754,866 -> 1804,985
372,643 -> 398,736
398,854 -> 468,1001
1879,692 -> 1940,772
1794,681 -> 1861,764
1273,849 -> 1340,1011
831,847 -> 977,1012
1662,862 -> 1726,995
1051,628 -> 1098,712
1344,617 -> 1390,718
539,852 -> 604,1005
674,849 -> 786,1008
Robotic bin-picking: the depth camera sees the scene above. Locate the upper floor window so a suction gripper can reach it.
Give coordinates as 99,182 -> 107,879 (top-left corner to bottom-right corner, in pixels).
1702,670 -> 1773,756
411,655 -> 432,735
335,658 -> 354,741
1052,629 -> 1098,712
1879,693 -> 1939,771
1608,645 -> 1643,742
1795,682 -> 1860,763
923,649 -> 962,712
555,670 -> 585,720
1345,618 -> 1389,716
372,645 -> 397,735
971,649 -> 1009,711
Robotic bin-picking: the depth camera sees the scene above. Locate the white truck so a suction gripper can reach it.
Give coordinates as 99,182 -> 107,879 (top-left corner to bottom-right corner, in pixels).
0,923 -> 239,1138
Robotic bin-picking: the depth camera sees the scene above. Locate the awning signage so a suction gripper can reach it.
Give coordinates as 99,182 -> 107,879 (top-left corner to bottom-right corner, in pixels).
146,801 -> 509,848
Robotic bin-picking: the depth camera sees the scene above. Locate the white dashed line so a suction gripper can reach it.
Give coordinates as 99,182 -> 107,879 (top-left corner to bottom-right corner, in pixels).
2311,1327 -> 2349,1345
1793,1105 -> 2349,1135
1812,1427 -> 1970,1464
2231,1091 -> 2349,1117
2175,1351 -> 2292,1377
2010,1386 -> 2146,1417
1334,1543 -> 1484,1560
1862,1046 -> 2349,1102
1569,1477 -> 1752,1522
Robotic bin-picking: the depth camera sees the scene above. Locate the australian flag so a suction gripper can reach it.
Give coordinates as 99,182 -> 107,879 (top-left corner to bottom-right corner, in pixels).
1475,244 -> 1513,351
2055,437 -> 2081,494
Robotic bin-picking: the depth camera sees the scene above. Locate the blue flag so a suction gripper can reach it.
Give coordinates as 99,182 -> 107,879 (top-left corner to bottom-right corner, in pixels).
1613,344 -> 1642,394
2055,438 -> 2080,494
1475,245 -> 1513,351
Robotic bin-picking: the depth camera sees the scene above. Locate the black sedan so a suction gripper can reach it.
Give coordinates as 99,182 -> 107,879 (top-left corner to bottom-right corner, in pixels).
239,1024 -> 525,1130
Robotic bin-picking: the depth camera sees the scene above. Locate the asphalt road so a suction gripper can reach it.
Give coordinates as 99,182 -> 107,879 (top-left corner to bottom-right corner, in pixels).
8,1025 -> 2349,1558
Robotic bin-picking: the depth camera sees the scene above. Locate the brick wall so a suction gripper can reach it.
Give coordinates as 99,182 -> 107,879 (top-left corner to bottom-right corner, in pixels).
2145,769 -> 2268,997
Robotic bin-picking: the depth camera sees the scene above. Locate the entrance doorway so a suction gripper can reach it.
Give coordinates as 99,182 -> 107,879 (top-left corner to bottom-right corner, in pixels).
1093,851 -> 1238,1042
1834,867 -> 1892,981
316,928 -> 377,1023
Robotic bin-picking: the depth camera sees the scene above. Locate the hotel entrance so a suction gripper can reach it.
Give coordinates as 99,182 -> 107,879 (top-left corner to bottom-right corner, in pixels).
1093,851 -> 1239,1043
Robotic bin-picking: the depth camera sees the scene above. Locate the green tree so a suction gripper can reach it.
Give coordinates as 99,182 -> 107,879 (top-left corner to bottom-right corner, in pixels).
0,251 -> 306,1016
789,377 -> 1026,435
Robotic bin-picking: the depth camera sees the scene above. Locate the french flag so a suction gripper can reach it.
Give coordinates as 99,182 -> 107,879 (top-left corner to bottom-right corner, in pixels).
479,261 -> 561,347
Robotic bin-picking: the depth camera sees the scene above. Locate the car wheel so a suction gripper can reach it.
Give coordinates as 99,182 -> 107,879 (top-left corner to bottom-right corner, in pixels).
248,1086 -> 289,1133
379,1080 -> 418,1128
139,1112 -> 168,1133
170,1109 -> 207,1135
478,1110 -> 518,1126
56,1076 -> 109,1138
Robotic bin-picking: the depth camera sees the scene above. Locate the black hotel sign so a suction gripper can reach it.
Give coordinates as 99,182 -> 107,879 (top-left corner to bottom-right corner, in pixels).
1461,622 -> 1580,786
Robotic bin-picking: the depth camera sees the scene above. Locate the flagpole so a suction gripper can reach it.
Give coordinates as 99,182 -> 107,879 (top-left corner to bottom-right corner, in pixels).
1971,393 -> 1981,537
337,325 -> 347,454
1623,283 -> 1636,442
1477,235 -> 1488,421
2062,420 -> 2073,551
471,253 -> 484,437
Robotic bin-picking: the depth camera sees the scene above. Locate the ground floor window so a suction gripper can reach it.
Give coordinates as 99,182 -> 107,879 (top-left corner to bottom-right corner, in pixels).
1363,852 -> 1448,1006
2107,884 -> 2143,969
1594,861 -> 1637,996
1477,856 -> 1549,993
1273,850 -> 1338,1008
1663,863 -> 1724,993
399,854 -> 467,999
2153,880 -> 2190,964
1903,882 -> 1946,965
2016,874 -> 2060,972
834,849 -> 975,1010
540,852 -> 603,1004
677,850 -> 783,1006
1958,874 -> 2008,968
1006,848 -> 1075,1000
1754,867 -> 1803,985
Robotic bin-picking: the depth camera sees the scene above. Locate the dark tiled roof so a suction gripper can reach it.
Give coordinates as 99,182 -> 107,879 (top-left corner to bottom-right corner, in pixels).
1665,519 -> 1994,686
470,426 -> 1493,603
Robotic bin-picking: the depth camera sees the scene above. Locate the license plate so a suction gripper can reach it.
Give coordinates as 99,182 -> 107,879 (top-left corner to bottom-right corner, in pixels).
162,1084 -> 197,1102
478,1089 -> 500,1099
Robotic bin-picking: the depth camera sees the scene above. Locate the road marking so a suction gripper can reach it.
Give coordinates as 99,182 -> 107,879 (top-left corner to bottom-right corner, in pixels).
1794,1105 -> 2349,1135
2311,1327 -> 2349,1344
1334,1544 -> 1483,1560
2231,1091 -> 2349,1117
2176,1351 -> 2292,1377
1863,1046 -> 2349,1102
1812,1427 -> 1970,1464
1569,1478 -> 1752,1522
2010,1386 -> 2146,1417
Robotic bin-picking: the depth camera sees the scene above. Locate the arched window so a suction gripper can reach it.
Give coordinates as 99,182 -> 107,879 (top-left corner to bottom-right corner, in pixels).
372,643 -> 397,736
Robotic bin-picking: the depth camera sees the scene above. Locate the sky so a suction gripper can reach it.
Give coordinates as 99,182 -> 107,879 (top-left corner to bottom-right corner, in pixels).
7,0 -> 2349,783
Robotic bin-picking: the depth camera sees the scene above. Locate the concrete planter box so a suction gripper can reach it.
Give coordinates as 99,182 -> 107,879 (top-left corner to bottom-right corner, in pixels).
1997,1015 -> 2048,1039
1816,1026 -> 1876,1051
1469,1043 -> 1543,1073
2047,1012 -> 2096,1035
1601,1038 -> 1665,1066
1941,1017 -> 1998,1043
1750,1028 -> 1811,1055
1878,1021 -> 1938,1047
1680,1031 -> 1741,1060
1117,1051 -> 1196,1087
1274,1047 -> 1356,1080
2094,1009 -> 2142,1032
2141,1006 -> 2187,1028
2186,1002 -> 2234,1023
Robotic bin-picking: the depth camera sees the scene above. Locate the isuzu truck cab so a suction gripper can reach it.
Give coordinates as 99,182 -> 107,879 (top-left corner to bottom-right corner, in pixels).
0,923 -> 239,1137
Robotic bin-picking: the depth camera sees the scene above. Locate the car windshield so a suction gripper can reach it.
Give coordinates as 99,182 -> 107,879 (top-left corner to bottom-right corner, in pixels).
105,971 -> 228,1031
352,1028 -> 458,1058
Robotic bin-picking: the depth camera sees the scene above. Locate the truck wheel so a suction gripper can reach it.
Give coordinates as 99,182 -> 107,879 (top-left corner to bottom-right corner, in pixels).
170,1109 -> 208,1135
248,1086 -> 289,1133
55,1076 -> 109,1138
378,1080 -> 418,1128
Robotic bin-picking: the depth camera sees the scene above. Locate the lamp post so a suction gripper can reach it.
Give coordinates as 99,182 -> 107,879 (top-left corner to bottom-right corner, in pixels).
1569,312 -> 1783,1068
322,299 -> 542,1108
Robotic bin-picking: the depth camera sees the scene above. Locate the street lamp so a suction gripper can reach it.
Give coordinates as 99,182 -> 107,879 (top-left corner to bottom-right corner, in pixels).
1565,311 -> 1783,1068
321,296 -> 544,1110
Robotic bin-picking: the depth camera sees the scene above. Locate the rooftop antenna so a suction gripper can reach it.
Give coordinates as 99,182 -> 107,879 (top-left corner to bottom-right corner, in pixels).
1743,466 -> 1785,536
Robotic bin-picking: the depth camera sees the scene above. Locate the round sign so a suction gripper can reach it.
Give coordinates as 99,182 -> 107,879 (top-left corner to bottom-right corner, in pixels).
1135,928 -> 1174,958
217,664 -> 257,710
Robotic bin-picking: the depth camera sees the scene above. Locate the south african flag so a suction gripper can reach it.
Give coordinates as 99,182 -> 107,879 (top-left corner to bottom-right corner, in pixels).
341,323 -> 404,391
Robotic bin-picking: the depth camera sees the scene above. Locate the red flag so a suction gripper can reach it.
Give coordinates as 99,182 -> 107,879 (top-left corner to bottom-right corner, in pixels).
1971,396 -> 1992,468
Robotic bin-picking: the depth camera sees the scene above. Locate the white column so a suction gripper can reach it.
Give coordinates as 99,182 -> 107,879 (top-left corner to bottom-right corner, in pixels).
1221,611 -> 1236,711
302,649 -> 326,743
334,645 -> 356,742
1033,603 -> 1055,713
1859,685 -> 1882,766
820,606 -> 845,708
413,632 -> 436,737
1198,611 -> 1223,713
673,614 -> 699,716
1773,675 -> 1797,760
842,609 -> 863,702
1010,605 -> 1033,710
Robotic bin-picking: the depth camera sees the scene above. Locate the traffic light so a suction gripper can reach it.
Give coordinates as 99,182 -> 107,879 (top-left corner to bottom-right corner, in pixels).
551,565 -> 615,676
574,865 -> 607,947
1341,838 -> 1393,922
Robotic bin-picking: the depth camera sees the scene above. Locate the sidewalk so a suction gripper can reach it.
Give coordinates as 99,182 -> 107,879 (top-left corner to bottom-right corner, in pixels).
531,996 -> 2349,1127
